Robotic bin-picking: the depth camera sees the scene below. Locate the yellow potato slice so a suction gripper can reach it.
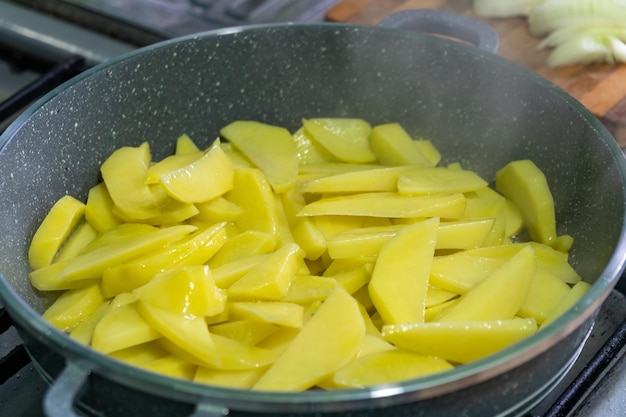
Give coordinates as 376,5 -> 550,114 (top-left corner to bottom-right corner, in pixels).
208,230 -> 277,268
29,195 -> 86,270
327,225 -> 402,259
42,283 -> 105,332
518,268 -> 571,325
369,123 -> 433,166
425,285 -> 458,308
221,120 -> 299,193
137,301 -> 220,368
194,366 -> 265,389
313,215 -> 366,240
69,300 -> 111,345
327,218 -> 494,259
133,265 -> 226,317
253,287 -> 365,391
84,182 -> 123,232
194,197 -> 244,224
108,341 -> 170,366
332,349 -> 453,388
81,223 -> 157,253
145,151 -> 204,184
292,127 -> 338,165
209,320 -> 279,345
542,281 -> 592,326
139,355 -> 197,381
437,245 -> 535,322
209,334 -> 278,371
456,242 -> 581,284
175,133 -> 201,155
57,224 -> 196,282
228,301 -> 304,328
368,218 -> 439,325
92,302 -> 161,354
54,221 -> 99,262
329,263 -> 372,295
413,139 -> 441,166
290,217 -> 326,260
436,218 -> 495,250
283,275 -> 338,304
398,166 -> 488,195
496,159 -> 559,246
429,254 -> 507,294
101,222 -> 227,297
195,367 -> 266,389
210,254 -> 269,289
382,318 -> 538,363
159,140 -> 234,203
100,142 -> 161,221
298,165 -> 412,194
302,118 -> 375,163
227,243 -> 303,301
298,192 -> 466,219
225,167 -> 279,235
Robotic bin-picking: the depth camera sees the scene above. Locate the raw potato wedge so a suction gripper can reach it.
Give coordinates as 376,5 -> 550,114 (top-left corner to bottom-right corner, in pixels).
133,265 -> 226,317
54,222 -> 99,262
369,218 -> 439,325
91,302 -> 161,354
159,140 -> 235,203
298,166 -> 413,194
101,222 -> 228,297
298,192 -> 466,219
398,166 -> 488,195
137,301 -> 221,368
42,283 -> 105,332
382,318 -> 538,363
100,142 -> 161,221
85,182 -> 123,233
253,287 -> 365,391
29,195 -> 86,270
369,123 -> 432,166
227,243 -> 304,300
437,245 -> 536,322
496,159 -> 564,247
302,118 -> 376,163
175,133 -> 201,154
332,349 -> 453,388
221,120 -> 299,193
226,168 -> 280,236
57,224 -> 197,282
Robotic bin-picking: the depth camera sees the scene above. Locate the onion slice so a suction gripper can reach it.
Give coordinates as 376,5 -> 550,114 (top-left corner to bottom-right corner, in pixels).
473,0 -> 626,66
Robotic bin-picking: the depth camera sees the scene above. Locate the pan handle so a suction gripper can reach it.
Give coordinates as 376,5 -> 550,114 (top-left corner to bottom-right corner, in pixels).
43,361 -> 89,417
43,362 -> 232,417
188,401 -> 231,417
377,9 -> 499,53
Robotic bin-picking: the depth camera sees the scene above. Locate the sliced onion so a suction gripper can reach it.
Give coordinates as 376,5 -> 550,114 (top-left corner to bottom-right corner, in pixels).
473,0 -> 626,67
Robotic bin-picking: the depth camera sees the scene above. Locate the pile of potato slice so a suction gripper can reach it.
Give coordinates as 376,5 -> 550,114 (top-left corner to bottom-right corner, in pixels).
28,119 -> 589,391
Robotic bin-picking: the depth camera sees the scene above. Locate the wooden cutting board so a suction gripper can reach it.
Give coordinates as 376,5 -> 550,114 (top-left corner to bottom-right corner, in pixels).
327,0 -> 626,147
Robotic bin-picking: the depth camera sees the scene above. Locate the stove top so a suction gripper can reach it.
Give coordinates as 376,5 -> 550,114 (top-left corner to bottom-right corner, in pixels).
6,0 -> 341,46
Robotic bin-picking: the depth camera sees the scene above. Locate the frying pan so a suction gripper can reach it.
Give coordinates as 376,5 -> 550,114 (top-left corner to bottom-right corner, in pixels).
1,9 -> 626,417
